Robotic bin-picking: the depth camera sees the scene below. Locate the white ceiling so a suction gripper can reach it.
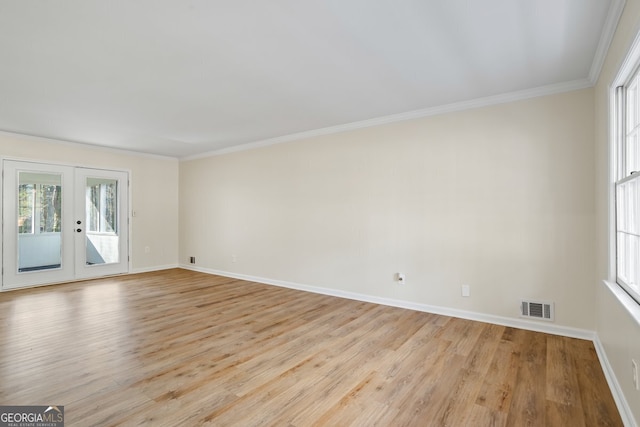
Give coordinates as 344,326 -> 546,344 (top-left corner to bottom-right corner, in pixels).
0,0 -> 621,159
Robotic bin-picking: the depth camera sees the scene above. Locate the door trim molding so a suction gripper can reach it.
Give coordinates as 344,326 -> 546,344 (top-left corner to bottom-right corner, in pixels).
1,157 -> 131,289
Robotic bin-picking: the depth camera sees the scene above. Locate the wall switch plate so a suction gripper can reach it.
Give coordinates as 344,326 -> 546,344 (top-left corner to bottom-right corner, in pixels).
461,284 -> 470,297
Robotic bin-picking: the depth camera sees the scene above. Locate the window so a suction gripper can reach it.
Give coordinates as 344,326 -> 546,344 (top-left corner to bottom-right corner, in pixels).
86,178 -> 118,233
615,69 -> 640,301
18,182 -> 62,235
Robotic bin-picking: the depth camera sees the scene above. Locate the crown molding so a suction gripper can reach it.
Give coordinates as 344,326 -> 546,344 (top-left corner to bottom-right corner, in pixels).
182,78 -> 593,161
590,0 -> 626,84
0,130 -> 179,161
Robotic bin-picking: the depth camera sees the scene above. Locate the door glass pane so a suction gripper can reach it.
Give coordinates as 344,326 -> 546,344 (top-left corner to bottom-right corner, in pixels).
85,177 -> 119,265
17,172 -> 62,272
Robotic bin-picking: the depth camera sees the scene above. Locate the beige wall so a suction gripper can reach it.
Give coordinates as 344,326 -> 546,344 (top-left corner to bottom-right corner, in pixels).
180,88 -> 595,329
595,0 -> 640,423
0,132 -> 179,272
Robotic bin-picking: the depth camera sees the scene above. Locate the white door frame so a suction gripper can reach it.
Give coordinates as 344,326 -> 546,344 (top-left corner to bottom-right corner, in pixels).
1,158 -> 130,290
74,167 -> 129,280
2,161 -> 75,289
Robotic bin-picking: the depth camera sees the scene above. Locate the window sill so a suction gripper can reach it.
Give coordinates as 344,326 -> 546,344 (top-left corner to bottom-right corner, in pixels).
602,280 -> 640,328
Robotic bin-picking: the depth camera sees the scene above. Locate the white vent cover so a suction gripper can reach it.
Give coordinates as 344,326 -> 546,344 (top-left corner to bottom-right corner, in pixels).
520,300 -> 554,321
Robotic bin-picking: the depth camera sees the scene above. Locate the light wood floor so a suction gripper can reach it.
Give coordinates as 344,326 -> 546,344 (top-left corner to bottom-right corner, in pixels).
0,269 -> 622,426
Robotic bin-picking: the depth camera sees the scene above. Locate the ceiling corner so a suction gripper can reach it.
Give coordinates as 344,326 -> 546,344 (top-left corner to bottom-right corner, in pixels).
589,0 -> 627,84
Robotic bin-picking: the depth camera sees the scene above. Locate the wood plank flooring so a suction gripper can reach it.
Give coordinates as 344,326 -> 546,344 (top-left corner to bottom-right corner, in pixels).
0,269 -> 623,426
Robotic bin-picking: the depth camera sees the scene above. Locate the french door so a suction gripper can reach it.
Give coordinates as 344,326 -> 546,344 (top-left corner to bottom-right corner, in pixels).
2,160 -> 129,289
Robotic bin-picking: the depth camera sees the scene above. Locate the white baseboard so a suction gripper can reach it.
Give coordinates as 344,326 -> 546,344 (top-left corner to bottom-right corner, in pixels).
593,335 -> 637,427
180,264 -> 594,340
178,264 -> 634,425
130,264 -> 179,274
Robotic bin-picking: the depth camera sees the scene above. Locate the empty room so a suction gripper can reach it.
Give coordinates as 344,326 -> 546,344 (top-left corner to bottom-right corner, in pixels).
1,0 -> 640,426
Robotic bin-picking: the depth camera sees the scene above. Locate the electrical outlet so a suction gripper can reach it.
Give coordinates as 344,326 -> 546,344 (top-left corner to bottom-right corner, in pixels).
633,359 -> 639,390
232,254 -> 237,263
189,256 -> 196,264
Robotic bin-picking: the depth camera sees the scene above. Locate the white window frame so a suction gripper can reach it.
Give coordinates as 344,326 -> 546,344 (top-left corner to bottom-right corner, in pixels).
610,33 -> 640,304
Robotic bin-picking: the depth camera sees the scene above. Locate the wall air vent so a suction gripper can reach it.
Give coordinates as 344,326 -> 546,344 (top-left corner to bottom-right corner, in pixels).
520,300 -> 554,322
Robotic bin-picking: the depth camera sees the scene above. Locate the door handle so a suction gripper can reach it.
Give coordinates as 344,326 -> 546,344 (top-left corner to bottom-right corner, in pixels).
76,220 -> 82,225
76,228 -> 82,233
